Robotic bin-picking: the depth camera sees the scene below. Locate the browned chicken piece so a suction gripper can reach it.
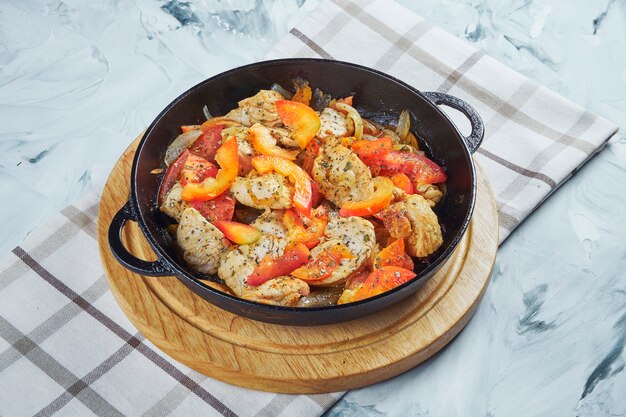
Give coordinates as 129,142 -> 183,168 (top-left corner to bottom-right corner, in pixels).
414,184 -> 444,207
312,141 -> 373,207
318,107 -> 353,138
267,126 -> 299,148
375,194 -> 443,257
307,216 -> 376,286
160,182 -> 188,222
176,207 -> 229,275
230,172 -> 294,210
251,209 -> 288,239
225,90 -> 284,127
218,241 -> 309,306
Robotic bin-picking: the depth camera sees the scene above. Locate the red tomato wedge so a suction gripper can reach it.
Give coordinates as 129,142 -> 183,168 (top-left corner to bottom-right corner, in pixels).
189,124 -> 225,164
179,154 -> 218,187
380,151 -> 447,185
339,266 -> 416,303
350,136 -> 392,164
275,100 -> 321,149
158,149 -> 189,205
247,243 -> 310,286
251,155 -> 313,217
188,193 -> 235,223
213,221 -> 261,245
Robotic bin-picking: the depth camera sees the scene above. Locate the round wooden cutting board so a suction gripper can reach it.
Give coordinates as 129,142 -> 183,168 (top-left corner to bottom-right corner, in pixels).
97,136 -> 498,394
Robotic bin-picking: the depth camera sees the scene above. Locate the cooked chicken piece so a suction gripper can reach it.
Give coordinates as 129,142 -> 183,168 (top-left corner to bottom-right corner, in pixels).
375,194 -> 443,257
414,184 -> 444,207
225,90 -> 284,127
251,209 -> 287,239
318,107 -> 353,138
239,233 -> 287,264
160,183 -> 188,222
307,216 -> 376,286
230,172 -> 294,210
268,126 -> 299,148
218,242 -> 309,306
312,141 -> 373,207
176,207 -> 229,275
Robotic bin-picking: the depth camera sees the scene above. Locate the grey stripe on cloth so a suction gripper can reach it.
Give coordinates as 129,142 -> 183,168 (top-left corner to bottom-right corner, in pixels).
329,0 -> 596,155
253,394 -> 296,417
497,110 -> 598,214
0,315 -> 125,417
477,148 -> 557,189
437,50 -> 485,93
309,393 -> 342,409
0,276 -> 109,373
289,28 -> 334,59
373,20 -> 434,72
498,209 -> 521,232
11,246 -> 240,417
141,372 -> 208,417
61,205 -> 98,239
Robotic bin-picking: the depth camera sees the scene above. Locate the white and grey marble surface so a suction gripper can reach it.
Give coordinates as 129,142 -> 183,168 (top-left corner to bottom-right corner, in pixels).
0,1 -> 624,416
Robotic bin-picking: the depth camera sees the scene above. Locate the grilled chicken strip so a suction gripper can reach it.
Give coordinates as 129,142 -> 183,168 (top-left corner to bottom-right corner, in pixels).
230,172 -> 294,210
251,209 -> 288,239
312,141 -> 373,207
218,237 -> 309,306
375,194 -> 443,257
225,90 -> 284,127
176,207 -> 229,275
307,215 -> 376,286
160,182 -> 187,222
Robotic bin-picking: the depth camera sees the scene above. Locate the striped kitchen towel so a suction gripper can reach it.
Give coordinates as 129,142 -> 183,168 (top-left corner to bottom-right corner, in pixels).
0,0 -> 619,417
265,0 -> 619,242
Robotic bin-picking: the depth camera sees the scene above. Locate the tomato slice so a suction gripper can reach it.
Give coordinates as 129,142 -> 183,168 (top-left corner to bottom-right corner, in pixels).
189,124 -> 225,164
158,149 -> 189,205
373,239 -> 408,269
179,154 -> 218,187
350,136 -> 393,164
247,243 -> 310,286
380,151 -> 447,185
188,192 -> 235,223
339,266 -> 416,303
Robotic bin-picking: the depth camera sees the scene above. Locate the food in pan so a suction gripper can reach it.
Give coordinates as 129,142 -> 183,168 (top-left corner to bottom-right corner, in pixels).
157,79 -> 446,307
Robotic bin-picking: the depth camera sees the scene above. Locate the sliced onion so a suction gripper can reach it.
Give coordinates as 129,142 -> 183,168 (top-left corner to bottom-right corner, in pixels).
271,83 -> 293,99
396,110 -> 410,140
362,118 -> 382,136
383,128 -> 402,144
203,105 -> 212,120
164,129 -> 202,165
335,102 -> 363,140
297,286 -> 343,307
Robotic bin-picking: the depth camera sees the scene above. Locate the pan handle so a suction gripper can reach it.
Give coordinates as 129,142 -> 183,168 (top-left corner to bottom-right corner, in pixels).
422,91 -> 484,153
108,201 -> 173,277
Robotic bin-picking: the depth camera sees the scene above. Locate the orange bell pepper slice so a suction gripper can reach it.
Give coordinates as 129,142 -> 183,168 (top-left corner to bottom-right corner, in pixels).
291,243 -> 354,282
339,177 -> 394,217
248,124 -> 299,160
247,243 -> 310,286
181,136 -> 239,202
283,206 -> 328,249
389,172 -> 414,194
338,266 -> 416,303
275,100 -> 321,149
213,221 -> 261,245
251,155 -> 313,217
372,239 -> 410,269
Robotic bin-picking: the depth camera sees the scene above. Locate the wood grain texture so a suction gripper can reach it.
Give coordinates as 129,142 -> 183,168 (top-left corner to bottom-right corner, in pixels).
97,136 -> 499,394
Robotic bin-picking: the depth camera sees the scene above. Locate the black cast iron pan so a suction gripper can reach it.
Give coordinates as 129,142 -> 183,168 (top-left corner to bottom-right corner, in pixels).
108,58 -> 484,325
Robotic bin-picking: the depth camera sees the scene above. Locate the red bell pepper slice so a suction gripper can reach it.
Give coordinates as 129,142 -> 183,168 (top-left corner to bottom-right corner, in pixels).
247,243 -> 310,286
342,266 -> 416,303
181,136 -> 239,202
373,239 -> 409,269
251,155 -> 313,217
350,136 -> 393,164
339,177 -> 394,217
